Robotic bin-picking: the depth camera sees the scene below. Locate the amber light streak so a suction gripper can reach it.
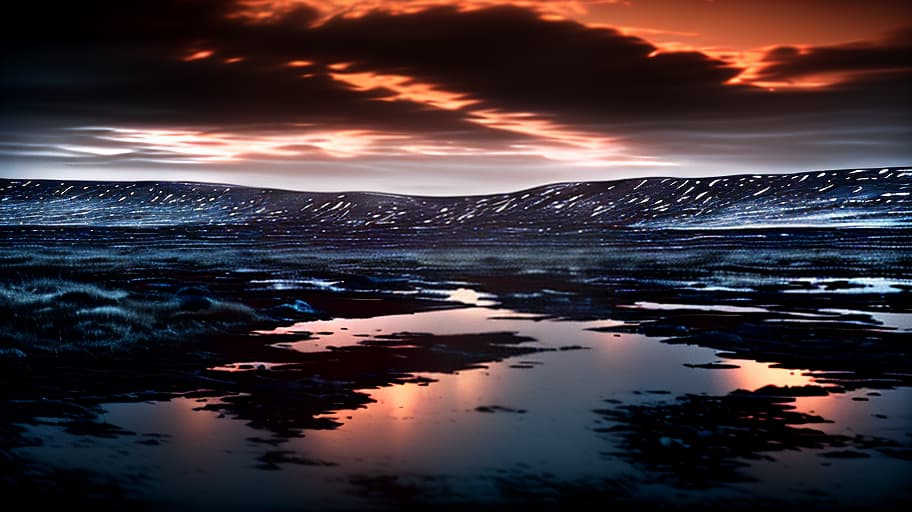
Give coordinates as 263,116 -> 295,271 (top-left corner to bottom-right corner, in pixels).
230,1 -> 906,92
332,70 -> 477,110
96,127 -> 407,162
713,46 -> 855,89
640,40 -> 855,90
643,43 -> 772,88
232,0 -> 601,24
71,123 -> 664,167
331,69 -> 674,167
182,49 -> 215,61
79,72 -> 674,167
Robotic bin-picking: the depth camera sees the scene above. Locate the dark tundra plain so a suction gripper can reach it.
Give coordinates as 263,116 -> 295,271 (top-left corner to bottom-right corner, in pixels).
1,168 -> 911,510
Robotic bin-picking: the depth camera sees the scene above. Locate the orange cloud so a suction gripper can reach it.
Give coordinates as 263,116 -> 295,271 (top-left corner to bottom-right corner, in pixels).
330,70 -> 478,110
641,41 -> 844,90
329,68 -> 674,167
232,0 -> 610,24
225,1 -> 885,92
99,127 -> 405,161
81,117 -> 672,169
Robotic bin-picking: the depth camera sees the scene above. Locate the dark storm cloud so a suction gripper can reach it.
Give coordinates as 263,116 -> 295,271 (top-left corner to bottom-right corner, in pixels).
1,0 -> 909,192
1,1 -> 746,127
0,1 -> 487,135
3,0 -> 908,129
302,6 -> 741,113
754,26 -> 912,85
1,47 -> 481,132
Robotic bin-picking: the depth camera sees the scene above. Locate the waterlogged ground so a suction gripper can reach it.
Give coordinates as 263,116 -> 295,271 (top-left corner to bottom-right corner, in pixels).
1,227 -> 911,510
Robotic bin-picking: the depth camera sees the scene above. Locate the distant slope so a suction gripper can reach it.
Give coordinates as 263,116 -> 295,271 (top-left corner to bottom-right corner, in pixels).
1,168 -> 910,230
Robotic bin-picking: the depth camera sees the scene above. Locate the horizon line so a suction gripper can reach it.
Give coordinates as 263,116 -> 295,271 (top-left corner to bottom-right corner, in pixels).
2,166 -> 910,199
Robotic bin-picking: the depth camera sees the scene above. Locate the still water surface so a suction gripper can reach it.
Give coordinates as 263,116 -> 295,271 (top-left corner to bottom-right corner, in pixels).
19,295 -> 912,509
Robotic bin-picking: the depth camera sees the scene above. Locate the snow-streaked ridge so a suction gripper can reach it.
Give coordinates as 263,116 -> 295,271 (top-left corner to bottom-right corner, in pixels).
1,168 -> 909,230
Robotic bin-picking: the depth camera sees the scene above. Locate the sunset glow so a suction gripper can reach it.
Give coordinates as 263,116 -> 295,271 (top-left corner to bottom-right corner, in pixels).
233,0 -> 597,24
329,69 -> 673,167
77,122 -> 670,170
286,59 -> 315,67
96,127 -> 407,161
330,70 -> 478,111
2,0 -> 908,193
181,49 -> 215,61
3,3 -> 911,510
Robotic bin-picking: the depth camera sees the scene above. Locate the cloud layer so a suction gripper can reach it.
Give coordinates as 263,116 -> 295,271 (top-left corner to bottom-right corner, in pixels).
1,1 -> 909,192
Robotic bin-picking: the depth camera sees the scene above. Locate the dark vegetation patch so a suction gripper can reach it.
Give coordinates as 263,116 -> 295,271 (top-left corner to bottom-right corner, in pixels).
595,390 -> 911,488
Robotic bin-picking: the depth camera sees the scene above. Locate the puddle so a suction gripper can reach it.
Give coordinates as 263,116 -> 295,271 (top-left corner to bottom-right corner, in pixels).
16,300 -> 911,508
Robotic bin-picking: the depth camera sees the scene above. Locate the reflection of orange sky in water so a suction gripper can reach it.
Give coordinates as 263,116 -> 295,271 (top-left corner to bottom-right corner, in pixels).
258,304 -> 616,343
328,354 -> 849,458
264,306 -> 627,455
261,302 -> 861,457
152,396 -> 224,441
356,371 -> 489,444
259,306 -> 516,351
445,287 -> 495,306
708,358 -> 860,422
715,359 -> 814,391
339,368 -> 493,448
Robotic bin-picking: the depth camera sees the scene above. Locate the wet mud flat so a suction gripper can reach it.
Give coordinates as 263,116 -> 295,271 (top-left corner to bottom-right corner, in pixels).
1,226 -> 910,510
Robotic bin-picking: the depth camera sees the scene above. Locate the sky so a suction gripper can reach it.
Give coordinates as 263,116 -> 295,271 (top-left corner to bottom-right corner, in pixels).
1,0 -> 910,194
